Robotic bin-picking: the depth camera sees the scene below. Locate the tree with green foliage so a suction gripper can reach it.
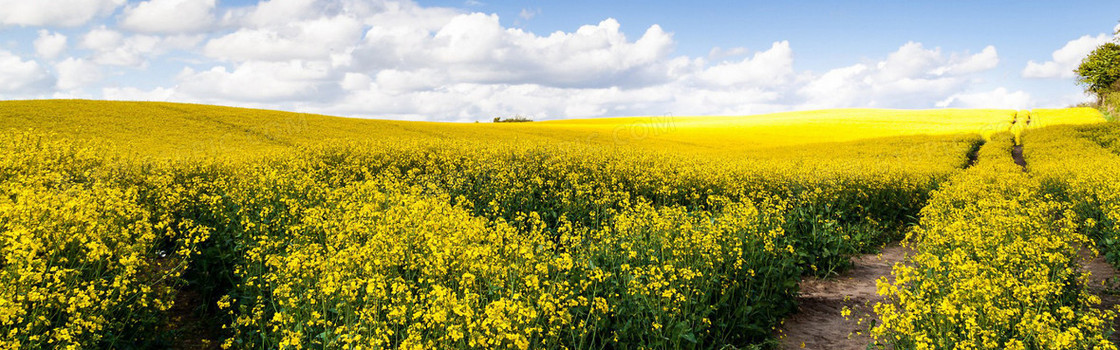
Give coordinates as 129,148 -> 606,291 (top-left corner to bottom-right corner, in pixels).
1076,42 -> 1120,103
492,115 -> 533,123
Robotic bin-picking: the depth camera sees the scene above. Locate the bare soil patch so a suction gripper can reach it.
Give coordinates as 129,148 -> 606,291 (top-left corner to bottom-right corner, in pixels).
778,244 -> 910,350
1083,254 -> 1120,344
1012,145 -> 1027,171
167,288 -> 220,350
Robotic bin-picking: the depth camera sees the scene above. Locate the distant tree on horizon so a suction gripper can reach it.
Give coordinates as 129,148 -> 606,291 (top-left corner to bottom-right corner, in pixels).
1076,42 -> 1120,104
492,115 -> 533,123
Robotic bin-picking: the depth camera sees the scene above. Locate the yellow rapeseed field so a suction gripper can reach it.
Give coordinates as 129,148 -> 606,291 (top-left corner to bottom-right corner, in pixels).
542,108 -> 1020,151
1025,123 -> 1120,266
1028,107 -> 1109,128
0,100 -> 1115,349
873,132 -> 1114,349
0,100 -> 1026,156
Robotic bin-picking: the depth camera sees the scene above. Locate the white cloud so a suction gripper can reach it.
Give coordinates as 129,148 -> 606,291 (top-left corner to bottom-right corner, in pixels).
83,29 -> 154,66
50,90 -> 96,100
81,26 -> 203,67
936,87 -> 1033,109
355,15 -> 678,89
34,30 -> 68,60
373,68 -> 445,93
177,60 -> 337,102
81,26 -> 124,51
54,58 -> 102,90
1023,34 -> 1113,78
932,45 -> 999,75
697,41 -> 794,87
0,51 -> 52,93
799,64 -> 869,109
204,16 -> 363,62
120,0 -> 216,33
181,7 -> 1006,121
354,0 -> 460,30
878,42 -> 943,80
313,77 -> 791,121
518,8 -> 537,21
708,46 -> 748,60
798,42 -> 999,109
102,86 -> 176,101
315,82 -> 621,120
0,0 -> 124,27
242,0 -> 323,26
289,39 -> 1000,121
0,0 -> 1025,121
340,72 -> 372,91
1041,91 -> 1096,108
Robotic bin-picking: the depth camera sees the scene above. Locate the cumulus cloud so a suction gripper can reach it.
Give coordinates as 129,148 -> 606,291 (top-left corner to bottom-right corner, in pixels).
177,60 -> 337,102
356,15 -> 679,89
877,42 -> 943,80
102,86 -> 176,101
798,64 -> 870,109
932,45 -> 999,75
936,87 -> 1033,109
1023,34 -> 1115,78
697,41 -> 794,87
799,42 -> 1000,109
81,26 -> 203,67
0,51 -> 52,93
34,30 -> 68,59
240,0 -> 329,26
171,0 -> 1006,121
204,16 -> 363,62
318,82 -> 641,121
519,8 -> 537,21
708,46 -> 748,60
0,0 -> 123,27
120,0 -> 216,33
289,39 -> 1000,120
0,0 -> 1033,121
54,58 -> 103,90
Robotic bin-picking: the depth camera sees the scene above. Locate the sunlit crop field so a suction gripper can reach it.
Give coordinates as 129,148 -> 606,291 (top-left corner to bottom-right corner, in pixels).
0,100 -> 1115,349
541,108 -> 1023,151
0,100 -> 1062,156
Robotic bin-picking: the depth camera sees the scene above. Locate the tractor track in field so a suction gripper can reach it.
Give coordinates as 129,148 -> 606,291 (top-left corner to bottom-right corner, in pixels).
778,244 -> 910,349
1012,113 -> 1029,172
1012,145 -> 1027,171
1083,254 -> 1120,344
965,140 -> 985,169
1016,126 -> 1120,343
778,119 -> 1120,349
167,288 -> 220,350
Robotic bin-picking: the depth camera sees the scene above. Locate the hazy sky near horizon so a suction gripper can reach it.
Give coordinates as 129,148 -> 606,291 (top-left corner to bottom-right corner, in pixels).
0,0 -> 1118,121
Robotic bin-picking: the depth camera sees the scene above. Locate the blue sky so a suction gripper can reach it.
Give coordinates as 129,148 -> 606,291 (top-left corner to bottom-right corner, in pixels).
0,0 -> 1117,121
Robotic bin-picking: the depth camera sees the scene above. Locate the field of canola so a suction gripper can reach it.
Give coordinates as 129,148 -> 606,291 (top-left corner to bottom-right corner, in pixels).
0,100 -> 1114,349
873,109 -> 1120,349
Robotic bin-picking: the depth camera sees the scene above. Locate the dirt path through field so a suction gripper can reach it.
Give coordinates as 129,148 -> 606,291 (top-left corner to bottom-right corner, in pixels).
1012,145 -> 1027,170
168,288 -> 220,349
1084,254 -> 1120,344
778,244 -> 909,349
